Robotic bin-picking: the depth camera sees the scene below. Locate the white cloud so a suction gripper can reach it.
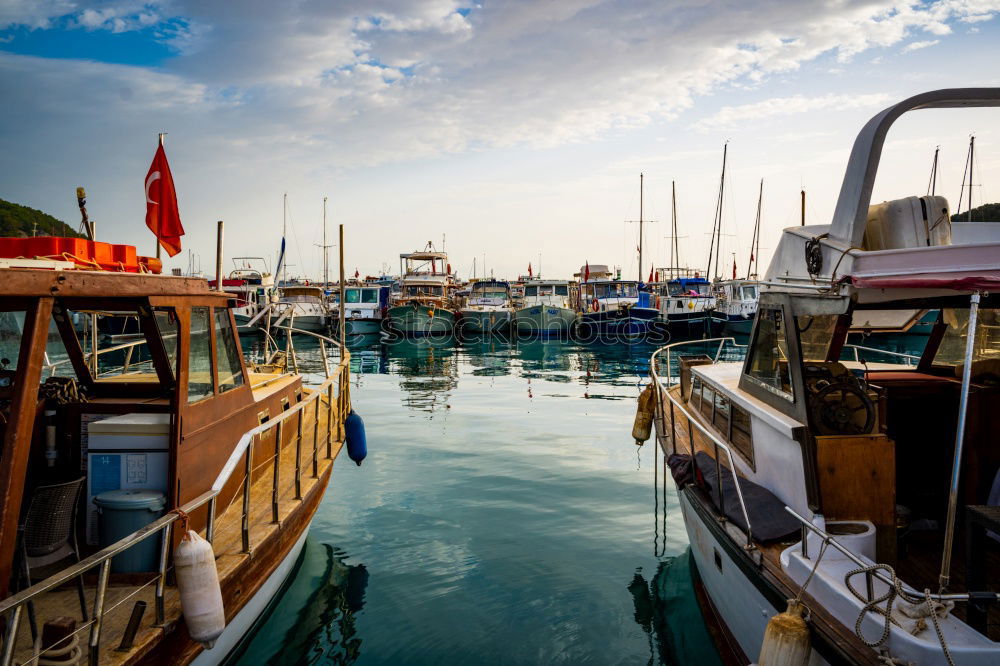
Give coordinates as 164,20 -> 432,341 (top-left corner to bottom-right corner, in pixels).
902,39 -> 941,51
692,93 -> 892,131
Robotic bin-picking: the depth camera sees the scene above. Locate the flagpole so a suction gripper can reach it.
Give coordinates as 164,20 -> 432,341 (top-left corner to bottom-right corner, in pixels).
156,133 -> 165,260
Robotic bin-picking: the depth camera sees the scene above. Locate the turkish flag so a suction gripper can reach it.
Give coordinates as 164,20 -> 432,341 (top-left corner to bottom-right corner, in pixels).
354,269 -> 360,278
144,144 -> 184,257
528,262 -> 532,277
584,261 -> 590,283
648,267 -> 653,283
732,259 -> 737,280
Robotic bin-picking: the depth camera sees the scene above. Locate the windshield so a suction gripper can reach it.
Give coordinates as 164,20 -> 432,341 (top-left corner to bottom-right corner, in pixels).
345,289 -> 361,303
405,285 -> 443,296
594,283 -> 637,299
361,289 -> 379,303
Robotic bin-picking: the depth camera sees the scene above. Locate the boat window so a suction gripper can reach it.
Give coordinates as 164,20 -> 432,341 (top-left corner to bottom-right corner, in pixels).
797,315 -> 838,361
730,404 -> 754,467
690,375 -> 702,408
361,289 -> 379,304
699,383 -> 715,421
404,286 -> 443,296
933,308 -> 1000,367
739,286 -> 757,300
554,285 -> 569,296
712,390 -> 730,433
537,286 -> 553,296
187,307 -> 214,403
525,286 -> 538,297
0,310 -> 25,374
345,289 -> 361,303
745,307 -> 792,399
154,309 -> 179,376
214,309 -> 245,393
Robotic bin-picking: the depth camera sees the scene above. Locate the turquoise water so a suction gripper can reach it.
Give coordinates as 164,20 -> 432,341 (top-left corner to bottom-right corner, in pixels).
234,336 -> 723,665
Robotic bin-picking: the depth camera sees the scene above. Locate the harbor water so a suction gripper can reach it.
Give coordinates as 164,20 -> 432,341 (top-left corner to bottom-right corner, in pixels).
234,336 -> 726,665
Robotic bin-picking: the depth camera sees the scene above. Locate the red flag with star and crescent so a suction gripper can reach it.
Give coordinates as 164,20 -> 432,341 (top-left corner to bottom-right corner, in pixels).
144,143 -> 185,257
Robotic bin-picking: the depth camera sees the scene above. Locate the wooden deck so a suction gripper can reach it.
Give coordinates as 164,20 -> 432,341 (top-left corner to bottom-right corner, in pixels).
8,390 -> 343,665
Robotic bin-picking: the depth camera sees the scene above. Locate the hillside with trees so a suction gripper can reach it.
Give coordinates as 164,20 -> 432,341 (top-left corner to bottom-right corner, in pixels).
951,202 -> 1000,222
0,198 -> 84,238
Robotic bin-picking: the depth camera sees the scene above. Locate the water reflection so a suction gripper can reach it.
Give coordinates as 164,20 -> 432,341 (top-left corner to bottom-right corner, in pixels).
235,538 -> 369,665
628,551 -> 723,666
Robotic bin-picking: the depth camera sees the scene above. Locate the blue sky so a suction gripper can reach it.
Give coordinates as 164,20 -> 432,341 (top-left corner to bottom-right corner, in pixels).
1,1 -> 999,279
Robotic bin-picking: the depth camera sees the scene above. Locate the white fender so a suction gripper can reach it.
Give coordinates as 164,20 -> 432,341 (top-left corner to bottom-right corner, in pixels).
175,530 -> 226,648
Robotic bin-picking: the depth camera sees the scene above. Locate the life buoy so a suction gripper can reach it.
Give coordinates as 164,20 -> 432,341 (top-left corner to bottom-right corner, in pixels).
592,298 -> 599,312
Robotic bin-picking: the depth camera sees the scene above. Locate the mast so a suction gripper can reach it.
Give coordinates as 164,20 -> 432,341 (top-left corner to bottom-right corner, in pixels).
323,196 -> 329,287
282,193 -> 288,285
927,145 -> 940,196
706,143 -> 727,280
748,178 -> 762,279
968,135 -> 975,222
670,181 -> 678,279
638,172 -> 644,282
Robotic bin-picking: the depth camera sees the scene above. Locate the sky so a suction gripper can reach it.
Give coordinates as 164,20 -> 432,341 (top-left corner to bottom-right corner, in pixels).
1,1 -> 999,282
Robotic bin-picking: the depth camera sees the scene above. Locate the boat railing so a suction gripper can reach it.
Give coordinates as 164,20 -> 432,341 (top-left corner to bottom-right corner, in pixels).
649,338 -> 754,549
842,343 -> 920,366
0,352 -> 352,666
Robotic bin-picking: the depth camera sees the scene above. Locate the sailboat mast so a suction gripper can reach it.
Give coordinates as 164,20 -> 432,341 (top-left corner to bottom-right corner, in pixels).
323,197 -> 329,287
670,181 -> 678,278
968,135 -> 975,222
749,178 -> 762,279
638,172 -> 644,282
927,146 -> 940,196
282,193 -> 288,285
706,143 -> 727,280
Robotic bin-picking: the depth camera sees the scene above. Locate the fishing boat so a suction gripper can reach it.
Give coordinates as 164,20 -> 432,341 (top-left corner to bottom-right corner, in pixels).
577,277 -> 659,340
268,285 -> 330,333
386,247 -> 457,337
514,280 -> 578,337
0,243 -> 355,665
644,88 -> 1000,665
459,280 -> 513,334
211,257 -> 275,335
711,278 -> 758,335
343,284 -> 391,335
652,270 -> 721,338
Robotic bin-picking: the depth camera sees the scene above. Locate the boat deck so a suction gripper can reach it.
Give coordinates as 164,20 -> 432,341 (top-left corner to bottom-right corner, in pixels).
8,390 -> 342,664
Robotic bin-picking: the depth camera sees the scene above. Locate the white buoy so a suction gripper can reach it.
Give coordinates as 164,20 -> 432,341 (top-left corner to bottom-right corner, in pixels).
174,530 -> 226,648
757,599 -> 811,666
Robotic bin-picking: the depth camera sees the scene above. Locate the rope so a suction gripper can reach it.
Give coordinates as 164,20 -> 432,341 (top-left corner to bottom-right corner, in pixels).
844,565 -> 955,666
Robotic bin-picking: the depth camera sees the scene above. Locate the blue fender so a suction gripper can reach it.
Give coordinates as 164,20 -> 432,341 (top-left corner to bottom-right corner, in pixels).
345,409 -> 367,466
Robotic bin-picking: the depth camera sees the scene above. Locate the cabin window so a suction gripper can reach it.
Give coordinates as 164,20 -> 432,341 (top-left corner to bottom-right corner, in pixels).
361,290 -> 379,304
214,309 -> 244,393
933,308 -> 1000,366
554,285 -> 569,296
740,286 -> 758,300
797,315 -> 838,361
0,310 -> 25,374
730,404 -> 754,467
712,391 -> 731,433
699,383 -> 715,421
745,307 -> 793,399
525,286 -> 538,297
187,307 -> 214,403
345,289 -> 361,303
154,309 -> 179,376
691,375 -> 703,408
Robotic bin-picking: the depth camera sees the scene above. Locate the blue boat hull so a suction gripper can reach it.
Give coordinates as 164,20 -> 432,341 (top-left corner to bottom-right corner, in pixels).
577,307 -> 660,339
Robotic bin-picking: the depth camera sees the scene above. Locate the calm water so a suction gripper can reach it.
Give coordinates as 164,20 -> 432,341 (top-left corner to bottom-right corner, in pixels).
234,335 -> 724,665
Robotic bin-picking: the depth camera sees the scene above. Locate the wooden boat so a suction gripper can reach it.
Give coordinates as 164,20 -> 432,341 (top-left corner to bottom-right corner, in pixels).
459,280 -> 513,334
514,280 -> 577,337
0,258 -> 353,664
386,248 -> 457,337
645,88 -> 1000,665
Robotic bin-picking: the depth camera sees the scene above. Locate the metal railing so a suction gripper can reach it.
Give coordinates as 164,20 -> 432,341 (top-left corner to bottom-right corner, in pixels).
649,338 -> 754,548
843,343 -> 920,366
0,352 -> 351,666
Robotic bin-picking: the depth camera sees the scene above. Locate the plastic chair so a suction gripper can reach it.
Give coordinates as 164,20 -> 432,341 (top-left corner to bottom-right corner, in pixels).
17,477 -> 89,639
